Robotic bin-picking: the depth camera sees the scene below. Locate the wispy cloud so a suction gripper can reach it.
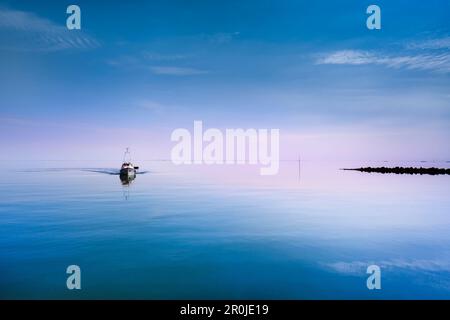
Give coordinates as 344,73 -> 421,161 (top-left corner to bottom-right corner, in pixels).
317,50 -> 375,65
406,37 -> 450,50
0,7 -> 99,51
316,36 -> 450,74
106,32 -> 236,75
149,66 -> 208,76
317,49 -> 450,73
107,52 -> 188,67
106,52 -> 208,76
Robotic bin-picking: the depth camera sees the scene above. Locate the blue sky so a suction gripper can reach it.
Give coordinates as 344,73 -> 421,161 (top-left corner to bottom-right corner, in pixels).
0,0 -> 449,161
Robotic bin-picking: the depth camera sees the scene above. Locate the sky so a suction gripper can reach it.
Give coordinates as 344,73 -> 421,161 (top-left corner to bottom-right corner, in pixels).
0,0 -> 449,162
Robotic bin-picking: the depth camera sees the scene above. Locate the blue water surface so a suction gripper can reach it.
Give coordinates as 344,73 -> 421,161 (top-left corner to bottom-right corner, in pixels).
0,160 -> 449,299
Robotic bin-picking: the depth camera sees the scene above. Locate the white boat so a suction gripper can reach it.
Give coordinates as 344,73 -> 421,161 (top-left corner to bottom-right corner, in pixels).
120,162 -> 137,176
120,148 -> 139,177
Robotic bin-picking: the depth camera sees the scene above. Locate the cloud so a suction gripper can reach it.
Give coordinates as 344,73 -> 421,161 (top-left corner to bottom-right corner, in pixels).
406,37 -> 450,50
0,7 -> 99,51
149,66 -> 209,76
317,50 -> 375,65
105,32 -> 236,74
106,52 -> 188,67
106,52 -> 206,77
316,49 -> 450,73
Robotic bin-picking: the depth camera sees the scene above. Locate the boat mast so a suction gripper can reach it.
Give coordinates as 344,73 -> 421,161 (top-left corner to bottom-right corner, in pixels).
123,147 -> 131,163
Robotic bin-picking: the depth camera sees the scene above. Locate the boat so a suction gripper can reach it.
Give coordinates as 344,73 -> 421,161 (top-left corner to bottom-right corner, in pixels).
120,162 -> 137,177
120,148 -> 139,177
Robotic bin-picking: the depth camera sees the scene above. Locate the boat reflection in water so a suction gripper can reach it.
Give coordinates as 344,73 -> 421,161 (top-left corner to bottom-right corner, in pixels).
120,172 -> 135,186
120,172 -> 136,201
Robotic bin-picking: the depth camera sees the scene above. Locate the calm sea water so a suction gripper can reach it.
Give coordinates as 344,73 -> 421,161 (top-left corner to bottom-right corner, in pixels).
1,160 -> 449,299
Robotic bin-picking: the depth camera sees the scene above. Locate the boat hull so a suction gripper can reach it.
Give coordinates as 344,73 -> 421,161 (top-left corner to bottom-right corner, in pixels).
120,168 -> 136,176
